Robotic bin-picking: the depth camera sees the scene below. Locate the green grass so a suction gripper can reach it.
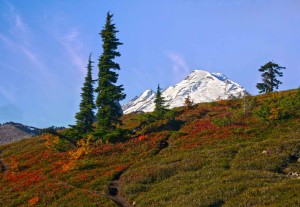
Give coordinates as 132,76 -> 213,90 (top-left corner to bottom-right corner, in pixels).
0,89 -> 300,206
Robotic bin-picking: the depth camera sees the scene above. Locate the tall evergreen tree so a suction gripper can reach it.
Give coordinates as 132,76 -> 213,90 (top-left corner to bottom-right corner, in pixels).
256,61 -> 286,93
74,54 -> 95,136
95,12 -> 125,135
154,84 -> 167,117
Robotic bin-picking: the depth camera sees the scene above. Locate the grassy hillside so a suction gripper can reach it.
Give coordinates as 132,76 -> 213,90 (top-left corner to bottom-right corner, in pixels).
1,89 -> 300,206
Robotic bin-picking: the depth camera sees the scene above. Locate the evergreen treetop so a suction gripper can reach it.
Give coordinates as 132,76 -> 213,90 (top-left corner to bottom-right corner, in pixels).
95,12 -> 125,136
256,61 -> 286,94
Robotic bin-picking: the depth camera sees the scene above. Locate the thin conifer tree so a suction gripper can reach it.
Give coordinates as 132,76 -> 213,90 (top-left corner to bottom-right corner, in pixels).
74,54 -> 95,136
95,12 -> 125,136
154,84 -> 167,117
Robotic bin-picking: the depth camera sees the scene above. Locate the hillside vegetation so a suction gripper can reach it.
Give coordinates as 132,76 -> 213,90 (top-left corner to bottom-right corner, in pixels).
0,89 -> 300,206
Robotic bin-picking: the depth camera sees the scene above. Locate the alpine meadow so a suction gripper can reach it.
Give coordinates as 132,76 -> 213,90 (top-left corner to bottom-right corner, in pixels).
1,2 -> 300,207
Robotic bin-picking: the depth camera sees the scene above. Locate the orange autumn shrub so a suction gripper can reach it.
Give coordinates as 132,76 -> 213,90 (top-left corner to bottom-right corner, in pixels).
62,160 -> 77,172
44,134 -> 72,152
8,156 -> 20,172
62,135 -> 95,171
69,136 -> 94,160
28,196 -> 39,205
44,134 -> 59,147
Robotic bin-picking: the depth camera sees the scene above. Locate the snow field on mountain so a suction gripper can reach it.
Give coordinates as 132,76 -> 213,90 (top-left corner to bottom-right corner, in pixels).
122,70 -> 246,114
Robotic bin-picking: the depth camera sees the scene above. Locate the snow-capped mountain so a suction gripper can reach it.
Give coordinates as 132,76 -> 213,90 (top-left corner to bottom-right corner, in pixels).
122,70 -> 246,114
122,89 -> 156,113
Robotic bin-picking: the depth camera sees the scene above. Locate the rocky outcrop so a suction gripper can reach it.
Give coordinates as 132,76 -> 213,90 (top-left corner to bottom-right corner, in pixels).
0,122 -> 41,145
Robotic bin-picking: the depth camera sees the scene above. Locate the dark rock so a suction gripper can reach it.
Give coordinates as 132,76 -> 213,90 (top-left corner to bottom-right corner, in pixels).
159,139 -> 169,149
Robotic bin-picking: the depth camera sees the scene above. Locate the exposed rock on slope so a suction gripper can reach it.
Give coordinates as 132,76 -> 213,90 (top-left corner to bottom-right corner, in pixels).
122,70 -> 246,114
0,122 -> 41,145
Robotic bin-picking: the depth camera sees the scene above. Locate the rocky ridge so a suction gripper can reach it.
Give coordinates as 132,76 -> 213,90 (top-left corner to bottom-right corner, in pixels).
0,122 -> 41,145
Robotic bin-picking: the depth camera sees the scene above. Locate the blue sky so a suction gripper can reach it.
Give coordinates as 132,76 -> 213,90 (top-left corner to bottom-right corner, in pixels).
0,0 -> 299,127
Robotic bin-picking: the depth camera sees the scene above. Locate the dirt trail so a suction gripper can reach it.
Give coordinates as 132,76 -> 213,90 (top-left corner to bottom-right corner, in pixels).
107,181 -> 133,207
56,167 -> 134,207
107,168 -> 134,207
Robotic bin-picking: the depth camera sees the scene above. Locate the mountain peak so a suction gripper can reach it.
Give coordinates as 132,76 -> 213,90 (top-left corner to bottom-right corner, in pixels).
141,89 -> 155,97
122,89 -> 156,113
122,69 -> 246,114
0,122 -> 41,146
190,69 -> 211,75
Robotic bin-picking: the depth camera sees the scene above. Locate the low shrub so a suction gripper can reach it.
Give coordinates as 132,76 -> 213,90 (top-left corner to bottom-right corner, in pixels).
44,134 -> 74,152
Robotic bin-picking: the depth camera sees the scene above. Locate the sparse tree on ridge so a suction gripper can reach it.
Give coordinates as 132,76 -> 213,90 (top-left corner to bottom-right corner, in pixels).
256,61 -> 286,93
95,12 -> 125,137
185,95 -> 193,109
73,54 -> 95,136
154,84 -> 167,117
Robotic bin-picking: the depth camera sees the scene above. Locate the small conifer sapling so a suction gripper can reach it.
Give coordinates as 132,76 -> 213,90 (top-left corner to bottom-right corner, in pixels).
154,84 -> 167,118
185,95 -> 193,109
